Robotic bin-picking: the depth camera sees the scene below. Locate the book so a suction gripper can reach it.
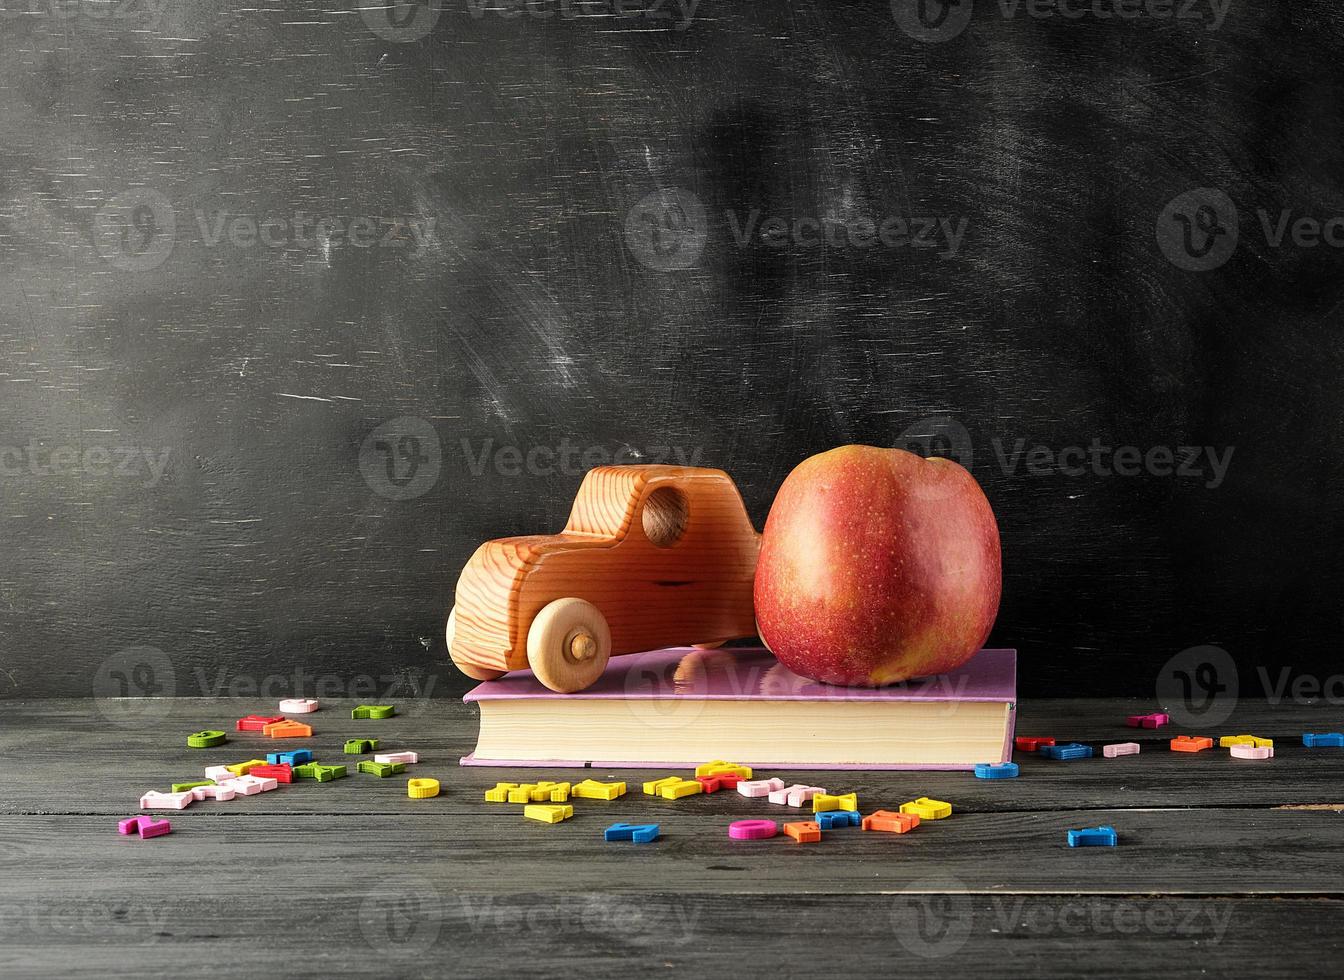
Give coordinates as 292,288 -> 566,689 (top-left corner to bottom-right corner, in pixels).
461,646 -> 1016,770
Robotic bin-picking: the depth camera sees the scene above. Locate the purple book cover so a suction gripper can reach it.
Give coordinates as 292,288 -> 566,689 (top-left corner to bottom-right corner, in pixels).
461,646 -> 1016,770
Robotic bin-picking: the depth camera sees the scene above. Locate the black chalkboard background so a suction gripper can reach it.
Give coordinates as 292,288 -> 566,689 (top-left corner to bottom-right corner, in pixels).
1,1 -> 1339,709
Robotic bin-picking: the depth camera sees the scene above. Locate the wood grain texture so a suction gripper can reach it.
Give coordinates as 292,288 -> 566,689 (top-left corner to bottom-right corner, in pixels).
450,465 -> 759,681
8,697 -> 1344,814
4,698 -> 1344,977
2,889 -> 1340,979
0,1 -> 1342,702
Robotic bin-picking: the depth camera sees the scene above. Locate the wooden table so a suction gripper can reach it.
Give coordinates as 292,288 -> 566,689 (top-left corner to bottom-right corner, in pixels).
4,698 -> 1342,977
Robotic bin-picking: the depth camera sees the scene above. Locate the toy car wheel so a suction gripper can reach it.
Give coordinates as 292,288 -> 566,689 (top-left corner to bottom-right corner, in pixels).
526,598 -> 612,693
447,606 -> 506,681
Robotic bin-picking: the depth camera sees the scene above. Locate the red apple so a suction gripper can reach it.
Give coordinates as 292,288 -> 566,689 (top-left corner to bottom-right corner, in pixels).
754,445 -> 1001,686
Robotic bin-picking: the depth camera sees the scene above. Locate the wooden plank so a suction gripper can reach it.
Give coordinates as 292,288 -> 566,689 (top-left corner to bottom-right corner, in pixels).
5,698 -> 1342,976
4,699 -> 1342,815
2,888 -> 1341,979
6,807 -> 1344,897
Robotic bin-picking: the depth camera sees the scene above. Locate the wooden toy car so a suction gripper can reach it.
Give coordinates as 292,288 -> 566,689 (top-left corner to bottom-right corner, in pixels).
447,465 -> 760,693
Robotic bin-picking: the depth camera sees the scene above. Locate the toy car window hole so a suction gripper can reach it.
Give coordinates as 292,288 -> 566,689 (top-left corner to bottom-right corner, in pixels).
641,486 -> 689,548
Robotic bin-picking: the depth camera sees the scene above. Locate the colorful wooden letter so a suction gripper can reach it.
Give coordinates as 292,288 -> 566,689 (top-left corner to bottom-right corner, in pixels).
1126,713 -> 1170,729
728,820 -> 778,840
736,778 -> 785,798
604,822 -> 660,843
817,810 -> 862,830
899,798 -> 952,820
524,804 -> 573,823
862,810 -> 919,834
1170,735 -> 1214,753
784,821 -> 822,843
263,720 -> 312,739
139,790 -> 193,810
1015,736 -> 1055,752
695,760 -> 753,779
235,715 -> 284,732
768,784 -> 826,807
572,779 -> 627,801
1067,826 -> 1118,847
485,782 -> 520,803
118,815 -> 172,839
812,792 -> 859,812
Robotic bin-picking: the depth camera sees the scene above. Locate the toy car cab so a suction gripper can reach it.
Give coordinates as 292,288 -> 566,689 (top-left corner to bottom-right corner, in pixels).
447,465 -> 760,693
